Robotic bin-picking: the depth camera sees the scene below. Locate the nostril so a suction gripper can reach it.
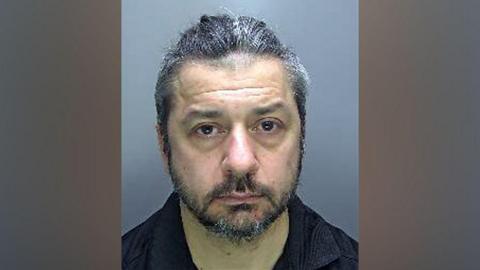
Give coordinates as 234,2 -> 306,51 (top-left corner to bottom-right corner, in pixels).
235,181 -> 246,192
224,171 -> 257,193
222,154 -> 258,176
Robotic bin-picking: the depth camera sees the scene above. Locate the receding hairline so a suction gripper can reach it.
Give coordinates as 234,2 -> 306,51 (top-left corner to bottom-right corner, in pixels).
168,53 -> 295,99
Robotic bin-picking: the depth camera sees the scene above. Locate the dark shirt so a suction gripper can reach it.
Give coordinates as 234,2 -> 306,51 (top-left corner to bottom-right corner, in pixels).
122,192 -> 358,270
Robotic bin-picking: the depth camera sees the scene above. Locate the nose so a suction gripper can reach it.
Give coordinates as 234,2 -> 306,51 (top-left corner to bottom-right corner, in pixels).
221,126 -> 259,176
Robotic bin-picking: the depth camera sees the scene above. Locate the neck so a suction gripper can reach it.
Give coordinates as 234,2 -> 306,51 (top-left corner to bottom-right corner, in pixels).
180,203 -> 289,270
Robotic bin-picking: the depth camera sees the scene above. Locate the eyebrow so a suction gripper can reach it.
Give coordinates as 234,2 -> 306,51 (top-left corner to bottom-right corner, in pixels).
181,108 -> 224,125
252,101 -> 289,116
181,101 -> 290,126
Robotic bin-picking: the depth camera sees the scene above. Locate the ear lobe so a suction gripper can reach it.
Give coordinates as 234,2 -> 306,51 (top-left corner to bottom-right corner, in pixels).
155,123 -> 170,172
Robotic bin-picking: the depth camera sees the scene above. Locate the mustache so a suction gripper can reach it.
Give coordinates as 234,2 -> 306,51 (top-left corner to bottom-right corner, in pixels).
211,172 -> 256,197
202,173 -> 276,211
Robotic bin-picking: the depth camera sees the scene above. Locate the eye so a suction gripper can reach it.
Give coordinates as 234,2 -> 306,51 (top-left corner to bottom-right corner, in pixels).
194,124 -> 221,137
261,120 -> 275,131
255,119 -> 282,133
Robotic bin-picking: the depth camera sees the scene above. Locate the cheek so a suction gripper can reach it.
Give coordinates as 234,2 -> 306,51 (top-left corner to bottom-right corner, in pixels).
258,140 -> 300,186
170,144 -> 224,193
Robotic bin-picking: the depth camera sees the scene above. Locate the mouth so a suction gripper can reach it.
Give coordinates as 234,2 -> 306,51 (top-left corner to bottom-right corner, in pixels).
215,193 -> 263,205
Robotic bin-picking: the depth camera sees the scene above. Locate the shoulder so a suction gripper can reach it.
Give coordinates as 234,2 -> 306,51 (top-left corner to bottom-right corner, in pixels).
121,209 -> 162,269
294,199 -> 358,269
324,223 -> 358,268
122,193 -> 186,270
307,204 -> 357,254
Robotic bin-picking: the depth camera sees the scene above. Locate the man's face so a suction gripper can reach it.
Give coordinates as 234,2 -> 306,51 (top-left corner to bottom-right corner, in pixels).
164,57 -> 301,240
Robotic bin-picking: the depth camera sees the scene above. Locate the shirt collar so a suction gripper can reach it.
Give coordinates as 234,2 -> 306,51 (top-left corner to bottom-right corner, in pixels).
148,193 -> 196,270
148,192 -> 344,269
279,195 -> 342,269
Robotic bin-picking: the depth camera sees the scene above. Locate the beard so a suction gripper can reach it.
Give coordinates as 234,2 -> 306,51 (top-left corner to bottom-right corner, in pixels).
169,166 -> 299,243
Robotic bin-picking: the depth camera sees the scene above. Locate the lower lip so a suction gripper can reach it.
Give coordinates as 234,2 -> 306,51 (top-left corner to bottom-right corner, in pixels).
216,195 -> 262,205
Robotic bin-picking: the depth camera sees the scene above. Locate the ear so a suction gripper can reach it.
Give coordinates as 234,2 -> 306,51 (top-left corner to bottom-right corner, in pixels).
155,123 -> 170,173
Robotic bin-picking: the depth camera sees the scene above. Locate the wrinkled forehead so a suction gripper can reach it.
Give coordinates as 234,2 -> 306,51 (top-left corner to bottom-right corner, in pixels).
171,55 -> 292,101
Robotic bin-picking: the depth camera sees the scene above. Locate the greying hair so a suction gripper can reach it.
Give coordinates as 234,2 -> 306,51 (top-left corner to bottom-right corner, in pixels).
155,14 -> 309,167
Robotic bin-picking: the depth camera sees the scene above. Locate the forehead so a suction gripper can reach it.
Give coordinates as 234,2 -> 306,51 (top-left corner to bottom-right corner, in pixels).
172,57 -> 293,104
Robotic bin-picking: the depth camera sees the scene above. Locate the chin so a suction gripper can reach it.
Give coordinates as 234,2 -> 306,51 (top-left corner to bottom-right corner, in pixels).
227,209 -> 264,226
202,203 -> 285,241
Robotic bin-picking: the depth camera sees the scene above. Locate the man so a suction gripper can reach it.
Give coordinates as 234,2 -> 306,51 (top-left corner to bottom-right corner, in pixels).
122,14 -> 358,270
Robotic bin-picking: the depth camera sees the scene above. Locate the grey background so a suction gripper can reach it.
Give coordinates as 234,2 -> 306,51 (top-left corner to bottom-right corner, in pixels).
122,0 -> 358,239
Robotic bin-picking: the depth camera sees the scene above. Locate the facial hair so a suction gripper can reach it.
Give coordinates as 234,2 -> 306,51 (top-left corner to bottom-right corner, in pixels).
170,168 -> 299,243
